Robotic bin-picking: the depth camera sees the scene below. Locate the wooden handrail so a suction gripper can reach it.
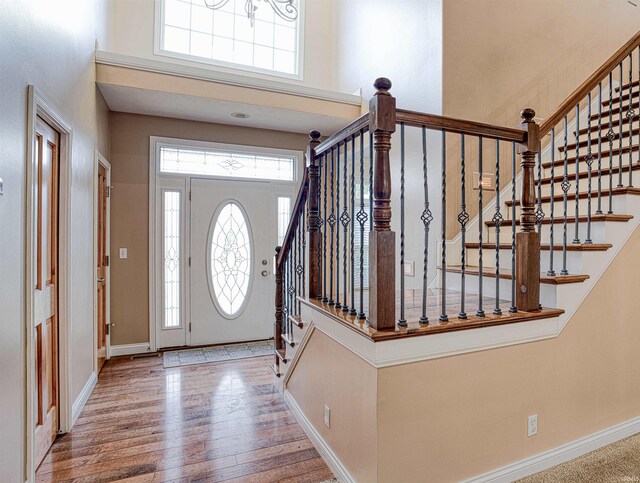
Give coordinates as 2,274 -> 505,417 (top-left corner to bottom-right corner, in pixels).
276,166 -> 309,267
396,109 -> 527,142
539,30 -> 640,135
315,113 -> 370,157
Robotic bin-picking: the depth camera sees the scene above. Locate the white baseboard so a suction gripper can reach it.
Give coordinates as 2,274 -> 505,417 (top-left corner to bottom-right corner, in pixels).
283,390 -> 354,483
110,342 -> 151,357
71,371 -> 97,425
467,416 -> 640,482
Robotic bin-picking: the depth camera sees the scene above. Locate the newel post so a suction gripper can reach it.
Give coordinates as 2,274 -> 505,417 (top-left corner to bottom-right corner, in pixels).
368,78 -> 397,330
274,246 -> 284,351
516,108 -> 541,311
306,130 -> 322,299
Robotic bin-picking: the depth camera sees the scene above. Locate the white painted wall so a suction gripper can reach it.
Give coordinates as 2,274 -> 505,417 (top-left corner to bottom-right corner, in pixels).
103,0 -> 341,91
332,0 -> 444,289
0,0 -> 110,480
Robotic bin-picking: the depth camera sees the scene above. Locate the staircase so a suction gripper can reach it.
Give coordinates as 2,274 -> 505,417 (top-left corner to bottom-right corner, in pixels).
272,31 -> 640,379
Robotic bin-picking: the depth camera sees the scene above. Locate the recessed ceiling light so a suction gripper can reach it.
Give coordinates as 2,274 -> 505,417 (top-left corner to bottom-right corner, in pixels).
231,112 -> 250,119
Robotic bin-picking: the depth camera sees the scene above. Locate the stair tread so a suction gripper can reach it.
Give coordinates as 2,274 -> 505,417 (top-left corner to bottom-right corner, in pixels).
270,363 -> 281,377
485,213 -> 633,227
577,114 -> 635,136
615,80 -> 639,92
281,332 -> 295,347
542,144 -> 638,169
540,163 -> 640,185
274,348 -> 287,363
505,186 -> 640,206
560,127 -> 640,153
465,242 -> 612,251
445,265 -> 590,284
589,99 -> 638,121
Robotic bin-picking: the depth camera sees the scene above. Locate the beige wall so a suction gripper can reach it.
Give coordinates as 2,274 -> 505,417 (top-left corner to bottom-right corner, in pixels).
109,113 -> 308,345
442,1 -> 640,237
286,328 -> 379,482
287,225 -> 640,482
0,0 -> 110,480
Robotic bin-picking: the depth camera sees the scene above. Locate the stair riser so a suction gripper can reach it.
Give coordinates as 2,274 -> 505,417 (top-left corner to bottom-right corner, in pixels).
541,151 -> 638,178
510,195 -> 631,220
465,249 -> 586,275
539,168 -> 639,195
277,320 -> 310,379
484,221 -> 610,244
444,271 -> 558,308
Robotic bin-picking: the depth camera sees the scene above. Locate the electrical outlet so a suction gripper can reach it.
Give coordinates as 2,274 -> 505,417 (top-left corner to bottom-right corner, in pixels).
323,405 -> 330,428
119,248 -> 128,259
528,415 -> 538,437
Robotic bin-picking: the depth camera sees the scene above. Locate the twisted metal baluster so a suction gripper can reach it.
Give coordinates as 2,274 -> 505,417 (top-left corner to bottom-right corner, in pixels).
608,73 -> 615,214
357,130 -> 367,320
335,143 -> 341,309
440,130 -> 448,322
585,93 -> 594,245
477,136 -> 485,317
328,148 -> 335,305
321,154 -> 328,301
561,116 -> 570,275
297,215 -> 302,315
369,132 -> 373,233
493,139 -> 503,315
398,123 -> 407,326
628,53 -> 636,187
618,62 -> 624,188
458,134 -> 468,319
317,155 -> 324,298
302,210 -> 306,308
548,128 -> 556,276
573,104 -> 581,244
341,139 -> 349,312
420,126 -> 432,324
536,152 -> 544,233
349,135 -> 356,316
293,218 -> 298,316
596,82 -> 603,215
510,142 -> 517,313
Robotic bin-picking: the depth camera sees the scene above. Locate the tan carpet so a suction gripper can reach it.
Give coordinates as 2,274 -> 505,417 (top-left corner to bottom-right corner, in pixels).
518,432 -> 640,482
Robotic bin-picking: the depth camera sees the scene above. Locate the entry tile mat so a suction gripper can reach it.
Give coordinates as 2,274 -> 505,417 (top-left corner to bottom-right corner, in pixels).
163,339 -> 273,368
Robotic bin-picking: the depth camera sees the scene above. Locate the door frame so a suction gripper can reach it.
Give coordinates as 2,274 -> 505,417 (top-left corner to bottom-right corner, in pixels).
25,86 -> 73,480
149,136 -> 302,350
94,151 -> 112,364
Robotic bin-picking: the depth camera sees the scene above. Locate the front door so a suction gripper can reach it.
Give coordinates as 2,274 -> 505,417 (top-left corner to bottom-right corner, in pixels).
33,117 -> 60,468
189,179 -> 276,346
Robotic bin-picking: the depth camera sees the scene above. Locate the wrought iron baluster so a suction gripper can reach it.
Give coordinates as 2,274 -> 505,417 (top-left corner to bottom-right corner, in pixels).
561,115 -> 570,275
398,123 -> 407,327
302,209 -> 306,309
335,143 -> 341,309
573,103 -> 581,244
322,153 -> 328,301
536,152 -> 544,234
357,130 -> 367,320
458,134 -> 468,320
608,72 -> 615,214
369,132 -> 373,233
440,130 -> 448,322
477,136 -> 485,317
596,82 -> 603,215
510,142 -> 517,313
493,139 -> 503,315
293,219 -> 298,316
316,155 -> 324,298
328,148 -> 335,305
585,93 -> 594,244
618,62 -> 624,188
349,135 -> 356,316
548,128 -> 556,276
628,53 -> 635,188
420,126 -> 432,324
341,138 -> 349,312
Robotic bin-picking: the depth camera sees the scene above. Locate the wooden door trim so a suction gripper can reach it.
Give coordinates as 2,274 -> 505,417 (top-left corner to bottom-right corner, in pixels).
25,86 -> 73,481
94,151 -> 111,366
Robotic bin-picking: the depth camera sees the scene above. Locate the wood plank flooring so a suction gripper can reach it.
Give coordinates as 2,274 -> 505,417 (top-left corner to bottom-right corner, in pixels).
36,355 -> 334,483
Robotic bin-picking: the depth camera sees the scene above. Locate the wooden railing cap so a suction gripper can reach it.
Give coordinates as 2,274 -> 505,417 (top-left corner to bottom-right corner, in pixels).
309,130 -> 321,141
374,77 -> 392,93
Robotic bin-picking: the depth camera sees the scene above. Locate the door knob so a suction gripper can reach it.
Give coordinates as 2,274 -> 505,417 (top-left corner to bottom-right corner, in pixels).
97,278 -> 105,283
261,270 -> 269,277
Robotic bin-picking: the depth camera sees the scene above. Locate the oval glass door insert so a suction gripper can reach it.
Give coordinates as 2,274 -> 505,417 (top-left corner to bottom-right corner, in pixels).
209,201 -> 252,317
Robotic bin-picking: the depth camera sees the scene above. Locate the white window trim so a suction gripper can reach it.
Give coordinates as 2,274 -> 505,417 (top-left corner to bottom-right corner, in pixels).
153,0 -> 305,81
155,136 -> 301,184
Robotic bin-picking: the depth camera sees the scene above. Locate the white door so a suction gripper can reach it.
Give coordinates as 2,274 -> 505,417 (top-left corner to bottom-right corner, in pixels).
190,178 -> 277,345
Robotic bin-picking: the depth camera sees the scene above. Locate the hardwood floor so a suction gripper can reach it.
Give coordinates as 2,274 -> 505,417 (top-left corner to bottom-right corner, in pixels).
36,355 -> 334,482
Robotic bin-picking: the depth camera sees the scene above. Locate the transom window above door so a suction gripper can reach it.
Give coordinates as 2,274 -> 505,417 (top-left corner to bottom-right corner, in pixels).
158,142 -> 297,182
156,0 -> 303,77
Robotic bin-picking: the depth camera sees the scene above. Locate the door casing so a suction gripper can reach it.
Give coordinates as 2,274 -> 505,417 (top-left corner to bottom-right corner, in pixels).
25,86 -> 73,481
94,151 -> 111,367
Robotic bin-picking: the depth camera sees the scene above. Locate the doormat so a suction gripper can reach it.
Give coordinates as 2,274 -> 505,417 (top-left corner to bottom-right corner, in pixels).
162,339 -> 273,368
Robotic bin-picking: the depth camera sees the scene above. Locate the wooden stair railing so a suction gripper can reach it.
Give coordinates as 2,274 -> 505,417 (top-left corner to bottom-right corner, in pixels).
274,31 -> 640,369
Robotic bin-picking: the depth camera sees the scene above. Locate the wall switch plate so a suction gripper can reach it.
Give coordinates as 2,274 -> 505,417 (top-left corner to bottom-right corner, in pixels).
119,248 -> 128,259
0,177 -> 4,196
323,405 -> 330,428
528,415 -> 538,437
403,261 -> 415,277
